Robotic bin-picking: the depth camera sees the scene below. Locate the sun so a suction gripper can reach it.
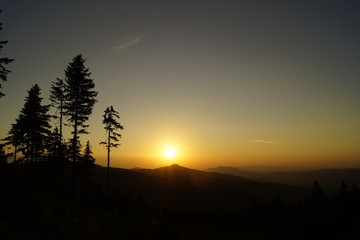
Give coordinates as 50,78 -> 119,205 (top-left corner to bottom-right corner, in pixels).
164,146 -> 176,159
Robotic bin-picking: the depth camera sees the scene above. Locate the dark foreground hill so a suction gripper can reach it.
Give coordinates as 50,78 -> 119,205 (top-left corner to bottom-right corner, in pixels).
207,166 -> 360,192
93,164 -> 308,210
1,163 -> 360,239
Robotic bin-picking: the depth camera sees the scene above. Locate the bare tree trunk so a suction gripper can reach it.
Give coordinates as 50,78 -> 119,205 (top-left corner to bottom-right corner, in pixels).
71,107 -> 78,199
73,116 -> 78,163
59,99 -> 63,160
107,129 -> 110,198
60,100 -> 63,141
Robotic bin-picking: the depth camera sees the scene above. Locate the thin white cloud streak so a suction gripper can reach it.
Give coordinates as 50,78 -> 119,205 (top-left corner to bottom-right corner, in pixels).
250,140 -> 279,144
115,35 -> 145,50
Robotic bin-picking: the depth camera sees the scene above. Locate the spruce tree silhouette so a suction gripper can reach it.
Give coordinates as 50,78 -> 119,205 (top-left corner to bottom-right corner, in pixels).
338,181 -> 348,195
0,143 -> 7,166
311,180 -> 328,204
0,10 -> 14,98
63,55 -> 98,162
82,140 -> 95,166
100,106 -> 124,197
49,78 -> 66,160
3,119 -> 22,164
46,127 -> 62,161
8,85 -> 51,163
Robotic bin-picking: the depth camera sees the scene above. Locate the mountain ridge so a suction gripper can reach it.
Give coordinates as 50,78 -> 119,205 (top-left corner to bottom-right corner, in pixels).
92,164 -> 309,210
207,166 -> 360,192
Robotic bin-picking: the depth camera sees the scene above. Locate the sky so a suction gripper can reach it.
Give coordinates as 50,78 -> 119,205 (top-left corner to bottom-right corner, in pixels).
1,0 -> 360,170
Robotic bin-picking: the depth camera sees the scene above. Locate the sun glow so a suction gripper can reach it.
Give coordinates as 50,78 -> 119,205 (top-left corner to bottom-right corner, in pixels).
164,146 -> 176,159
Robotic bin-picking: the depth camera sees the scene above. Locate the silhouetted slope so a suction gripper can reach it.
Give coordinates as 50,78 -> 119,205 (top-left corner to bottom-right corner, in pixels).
2,163 -> 359,239
208,166 -> 360,191
94,164 -> 308,210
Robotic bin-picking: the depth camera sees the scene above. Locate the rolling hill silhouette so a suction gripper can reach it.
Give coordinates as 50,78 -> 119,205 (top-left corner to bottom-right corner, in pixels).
2,163 -> 360,239
208,166 -> 360,192
94,164 -> 308,210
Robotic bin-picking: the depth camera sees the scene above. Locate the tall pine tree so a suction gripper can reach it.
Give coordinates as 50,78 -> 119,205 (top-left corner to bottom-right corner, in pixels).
9,85 -> 51,162
63,55 -> 98,162
0,143 -> 7,167
0,10 -> 14,98
3,119 -> 22,164
100,106 -> 124,196
49,78 -> 66,161
49,78 -> 66,142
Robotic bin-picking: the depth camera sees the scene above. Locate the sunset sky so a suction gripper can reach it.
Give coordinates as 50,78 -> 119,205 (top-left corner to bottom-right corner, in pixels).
1,0 -> 360,170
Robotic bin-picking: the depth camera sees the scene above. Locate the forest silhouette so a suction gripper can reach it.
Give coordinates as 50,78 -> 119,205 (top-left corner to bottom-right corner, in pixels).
1,10 -> 360,240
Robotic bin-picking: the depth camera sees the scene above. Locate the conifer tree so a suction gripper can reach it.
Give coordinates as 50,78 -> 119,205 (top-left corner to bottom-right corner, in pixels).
100,106 -> 124,196
3,119 -> 22,164
0,143 -> 7,166
49,78 -> 66,142
11,85 -> 51,162
46,127 -> 62,161
339,181 -> 348,195
49,78 -> 66,161
0,10 -> 14,98
311,180 -> 328,206
63,55 -> 98,162
82,140 -> 95,166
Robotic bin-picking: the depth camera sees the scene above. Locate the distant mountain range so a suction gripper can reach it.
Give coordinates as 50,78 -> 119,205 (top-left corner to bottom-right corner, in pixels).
207,166 -> 360,192
94,164 -> 308,210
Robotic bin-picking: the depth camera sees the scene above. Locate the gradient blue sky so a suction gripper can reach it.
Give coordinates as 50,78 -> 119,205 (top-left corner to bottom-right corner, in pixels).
1,0 -> 360,170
